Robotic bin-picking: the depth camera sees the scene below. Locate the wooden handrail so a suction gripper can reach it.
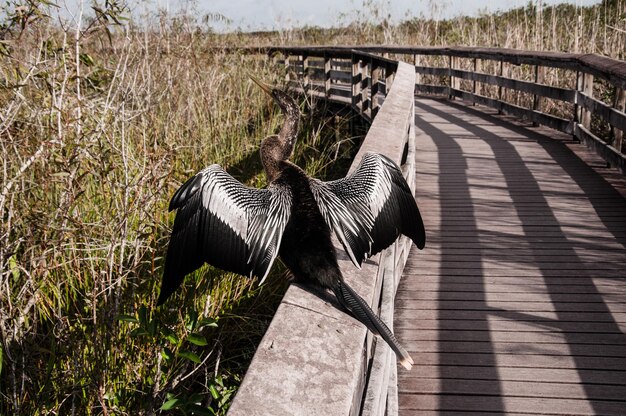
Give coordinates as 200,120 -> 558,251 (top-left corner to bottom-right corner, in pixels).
228,55 -> 416,416
258,45 -> 625,174
260,45 -> 626,87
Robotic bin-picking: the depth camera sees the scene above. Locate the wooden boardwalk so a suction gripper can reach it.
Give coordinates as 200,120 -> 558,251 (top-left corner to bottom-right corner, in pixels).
396,97 -> 626,415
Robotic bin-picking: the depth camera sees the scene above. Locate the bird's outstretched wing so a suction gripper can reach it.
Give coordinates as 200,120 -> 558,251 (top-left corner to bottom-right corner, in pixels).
310,153 -> 425,268
157,164 -> 292,305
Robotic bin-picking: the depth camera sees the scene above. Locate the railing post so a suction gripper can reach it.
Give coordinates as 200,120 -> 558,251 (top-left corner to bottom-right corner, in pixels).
497,60 -> 505,114
448,55 -> 453,99
613,87 -> 626,153
371,59 -> 381,118
472,58 -> 481,105
576,72 -> 593,130
414,54 -> 421,86
284,54 -> 290,83
302,52 -> 310,95
324,52 -> 331,99
449,55 -> 460,100
352,53 -> 362,114
385,62 -> 395,94
533,64 -> 545,126
362,57 -> 370,116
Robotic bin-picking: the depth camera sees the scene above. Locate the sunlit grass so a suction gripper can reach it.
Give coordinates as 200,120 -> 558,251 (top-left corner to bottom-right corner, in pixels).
1,0 -> 623,414
0,9 -> 358,415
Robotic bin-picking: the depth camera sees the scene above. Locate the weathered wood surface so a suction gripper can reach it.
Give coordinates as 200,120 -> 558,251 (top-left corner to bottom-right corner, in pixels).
397,96 -> 626,415
228,62 -> 417,416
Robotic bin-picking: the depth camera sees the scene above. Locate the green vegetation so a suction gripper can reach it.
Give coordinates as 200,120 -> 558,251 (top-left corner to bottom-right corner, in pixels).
0,0 -> 623,414
0,2 -> 359,414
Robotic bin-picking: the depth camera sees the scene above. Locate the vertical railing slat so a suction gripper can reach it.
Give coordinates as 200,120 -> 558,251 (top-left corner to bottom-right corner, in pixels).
324,52 -> 331,98
302,52 -> 310,95
581,72 -> 594,131
612,87 -> 625,154
352,54 -> 362,114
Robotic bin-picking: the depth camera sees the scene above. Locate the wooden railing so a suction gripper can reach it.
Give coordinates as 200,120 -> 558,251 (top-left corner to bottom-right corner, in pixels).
228,53 -> 416,416
262,45 -> 626,174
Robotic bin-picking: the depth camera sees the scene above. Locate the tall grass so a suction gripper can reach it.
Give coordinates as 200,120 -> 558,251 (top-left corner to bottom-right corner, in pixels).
0,2 -> 360,414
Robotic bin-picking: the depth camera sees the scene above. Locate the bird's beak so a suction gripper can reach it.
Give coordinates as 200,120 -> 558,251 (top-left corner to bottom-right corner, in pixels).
250,75 -> 273,96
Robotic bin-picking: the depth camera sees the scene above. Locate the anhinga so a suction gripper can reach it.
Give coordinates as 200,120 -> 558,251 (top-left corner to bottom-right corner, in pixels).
157,77 -> 425,370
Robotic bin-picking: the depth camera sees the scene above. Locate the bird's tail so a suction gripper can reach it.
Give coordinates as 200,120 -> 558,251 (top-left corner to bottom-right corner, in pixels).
332,280 -> 414,370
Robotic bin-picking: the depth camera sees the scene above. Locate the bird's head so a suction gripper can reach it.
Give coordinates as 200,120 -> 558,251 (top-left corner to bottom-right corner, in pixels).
250,75 -> 299,117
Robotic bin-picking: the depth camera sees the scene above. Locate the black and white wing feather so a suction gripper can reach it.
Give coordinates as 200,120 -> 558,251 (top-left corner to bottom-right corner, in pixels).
310,153 -> 425,267
157,165 -> 291,305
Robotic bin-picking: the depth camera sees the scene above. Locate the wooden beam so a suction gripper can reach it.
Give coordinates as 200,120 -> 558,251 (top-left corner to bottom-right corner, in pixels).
497,60 -> 505,113
324,53 -> 331,98
352,54 -> 362,113
472,58 -> 481,105
302,53 -> 310,94
414,54 -> 422,85
581,72 -> 594,130
533,64 -> 545,125
385,62 -> 395,91
285,54 -> 291,83
244,46 -> 626,88
371,61 -> 382,118
613,87 -> 626,154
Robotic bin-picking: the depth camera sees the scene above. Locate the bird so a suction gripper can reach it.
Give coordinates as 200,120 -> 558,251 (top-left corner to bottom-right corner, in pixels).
156,76 -> 425,370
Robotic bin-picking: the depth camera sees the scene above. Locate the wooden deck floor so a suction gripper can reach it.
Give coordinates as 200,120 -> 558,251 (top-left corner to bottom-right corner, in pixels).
395,97 -> 626,415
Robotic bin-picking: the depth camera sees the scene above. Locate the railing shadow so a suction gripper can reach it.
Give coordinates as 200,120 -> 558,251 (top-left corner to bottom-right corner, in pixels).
416,96 -> 626,414
413,100 -> 505,413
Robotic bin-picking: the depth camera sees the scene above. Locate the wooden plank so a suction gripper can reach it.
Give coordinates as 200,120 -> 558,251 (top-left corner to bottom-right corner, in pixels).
398,283 -> 626,295
397,329 -> 626,345
237,48 -> 626,415
614,87 -> 626,152
395,340 -> 626,357
415,84 -> 448,95
450,68 -> 576,102
450,89 -> 573,132
229,297 -> 367,416
399,379 -> 626,401
395,319 -> 626,335
581,73 -> 594,130
396,299 -> 626,312
397,274 -> 625,285
398,393 -> 626,415
401,268 -> 625,277
329,69 -> 352,82
398,365 -> 626,385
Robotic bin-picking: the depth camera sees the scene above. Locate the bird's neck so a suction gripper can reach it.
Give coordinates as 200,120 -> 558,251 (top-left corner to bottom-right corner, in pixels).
277,107 -> 299,155
261,136 -> 289,182
261,100 -> 300,182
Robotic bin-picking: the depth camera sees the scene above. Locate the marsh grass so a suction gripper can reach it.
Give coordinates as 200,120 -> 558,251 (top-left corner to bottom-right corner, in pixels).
1,0 -> 624,414
0,3 -> 360,414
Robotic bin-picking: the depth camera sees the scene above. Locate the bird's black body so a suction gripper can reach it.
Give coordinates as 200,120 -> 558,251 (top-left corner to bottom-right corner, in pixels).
157,77 -> 425,369
277,161 -> 341,289
276,162 -> 412,362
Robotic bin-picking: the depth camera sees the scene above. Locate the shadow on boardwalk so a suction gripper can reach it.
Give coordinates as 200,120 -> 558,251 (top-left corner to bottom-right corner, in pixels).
397,97 -> 626,415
